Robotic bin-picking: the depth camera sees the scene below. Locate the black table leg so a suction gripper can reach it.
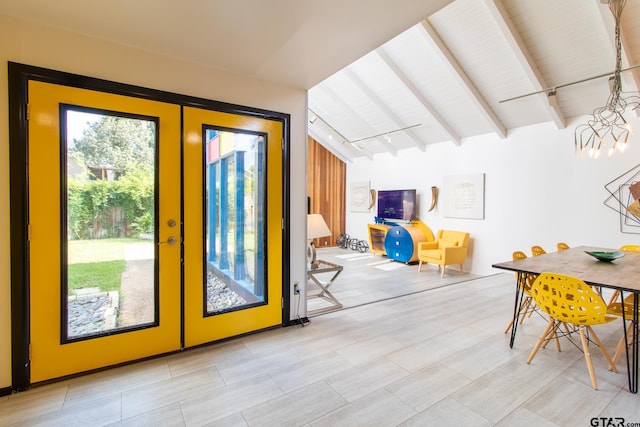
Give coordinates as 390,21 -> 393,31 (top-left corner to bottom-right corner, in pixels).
621,291 -> 638,393
509,273 -> 524,348
632,292 -> 638,393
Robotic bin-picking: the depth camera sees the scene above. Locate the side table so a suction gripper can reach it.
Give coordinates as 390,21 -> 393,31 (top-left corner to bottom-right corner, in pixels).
307,259 -> 343,314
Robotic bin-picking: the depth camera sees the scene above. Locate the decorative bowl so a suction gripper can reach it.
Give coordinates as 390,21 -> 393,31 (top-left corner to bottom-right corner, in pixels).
584,250 -> 625,262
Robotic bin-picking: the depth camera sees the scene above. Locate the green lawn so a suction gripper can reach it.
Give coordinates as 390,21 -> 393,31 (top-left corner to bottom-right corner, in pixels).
67,238 -> 153,294
68,260 -> 126,294
68,238 -> 153,263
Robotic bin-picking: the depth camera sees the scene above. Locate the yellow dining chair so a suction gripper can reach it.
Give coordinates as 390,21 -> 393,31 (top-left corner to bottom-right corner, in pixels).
531,245 -> 547,256
503,251 -> 538,333
502,253 -> 569,349
527,272 -> 618,390
557,242 -> 570,251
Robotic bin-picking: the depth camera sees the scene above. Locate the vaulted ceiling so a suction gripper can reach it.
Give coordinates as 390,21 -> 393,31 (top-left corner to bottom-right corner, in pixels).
0,0 -> 451,89
2,0 -> 639,163
309,0 -> 640,162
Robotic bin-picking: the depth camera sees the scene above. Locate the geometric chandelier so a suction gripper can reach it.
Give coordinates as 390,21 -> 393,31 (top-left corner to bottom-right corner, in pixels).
574,0 -> 640,159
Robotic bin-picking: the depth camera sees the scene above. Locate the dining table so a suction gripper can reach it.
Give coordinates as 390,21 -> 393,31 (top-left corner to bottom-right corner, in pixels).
492,246 -> 640,393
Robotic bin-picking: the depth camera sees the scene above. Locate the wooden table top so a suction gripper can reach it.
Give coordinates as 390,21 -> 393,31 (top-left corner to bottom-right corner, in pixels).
492,246 -> 640,293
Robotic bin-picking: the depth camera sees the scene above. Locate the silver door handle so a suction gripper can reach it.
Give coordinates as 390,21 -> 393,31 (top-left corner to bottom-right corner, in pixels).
159,237 -> 177,245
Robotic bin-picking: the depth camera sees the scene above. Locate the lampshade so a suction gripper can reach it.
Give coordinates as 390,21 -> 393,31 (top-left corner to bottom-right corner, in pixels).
307,214 -> 331,240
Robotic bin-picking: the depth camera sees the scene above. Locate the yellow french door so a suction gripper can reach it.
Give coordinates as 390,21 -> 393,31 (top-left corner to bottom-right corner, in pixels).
183,107 -> 283,346
27,79 -> 284,383
28,81 -> 182,382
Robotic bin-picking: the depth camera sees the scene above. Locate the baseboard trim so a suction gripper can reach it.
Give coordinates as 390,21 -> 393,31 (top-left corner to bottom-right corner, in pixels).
0,385 -> 12,397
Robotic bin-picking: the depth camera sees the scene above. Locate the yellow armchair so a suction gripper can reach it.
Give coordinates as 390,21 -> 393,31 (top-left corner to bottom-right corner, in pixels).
417,230 -> 470,277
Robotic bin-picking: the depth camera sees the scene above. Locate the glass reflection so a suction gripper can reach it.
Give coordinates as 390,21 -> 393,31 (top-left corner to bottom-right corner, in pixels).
205,129 -> 266,314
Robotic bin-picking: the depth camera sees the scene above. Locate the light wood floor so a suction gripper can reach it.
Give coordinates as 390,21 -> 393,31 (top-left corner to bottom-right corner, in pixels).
2,249 -> 640,426
305,246 -> 481,315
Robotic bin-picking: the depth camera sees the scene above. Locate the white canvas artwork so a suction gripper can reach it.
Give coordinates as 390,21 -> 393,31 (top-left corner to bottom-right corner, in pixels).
443,173 -> 485,219
350,181 -> 372,212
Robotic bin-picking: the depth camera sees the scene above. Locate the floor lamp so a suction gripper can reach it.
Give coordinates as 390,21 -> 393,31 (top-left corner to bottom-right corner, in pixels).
307,213 -> 331,269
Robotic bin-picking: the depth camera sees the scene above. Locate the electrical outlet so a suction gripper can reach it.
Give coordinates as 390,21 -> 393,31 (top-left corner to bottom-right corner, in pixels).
294,283 -> 300,294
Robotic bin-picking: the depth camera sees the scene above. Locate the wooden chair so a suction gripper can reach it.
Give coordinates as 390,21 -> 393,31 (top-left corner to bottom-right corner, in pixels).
527,272 -> 618,390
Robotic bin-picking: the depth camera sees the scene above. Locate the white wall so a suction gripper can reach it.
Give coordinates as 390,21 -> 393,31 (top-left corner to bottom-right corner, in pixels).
347,118 -> 640,276
0,15 -> 308,390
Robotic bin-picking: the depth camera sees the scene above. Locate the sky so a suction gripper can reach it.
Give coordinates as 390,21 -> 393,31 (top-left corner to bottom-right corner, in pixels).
66,110 -> 100,143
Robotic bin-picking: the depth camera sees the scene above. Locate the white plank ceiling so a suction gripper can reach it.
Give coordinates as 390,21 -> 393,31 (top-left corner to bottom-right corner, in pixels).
1,0 -> 639,162
309,0 -> 640,162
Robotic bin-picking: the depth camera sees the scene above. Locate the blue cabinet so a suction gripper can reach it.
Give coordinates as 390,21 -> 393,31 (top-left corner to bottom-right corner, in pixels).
384,225 -> 426,263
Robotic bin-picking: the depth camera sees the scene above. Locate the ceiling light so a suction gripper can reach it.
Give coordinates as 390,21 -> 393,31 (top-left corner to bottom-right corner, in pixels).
348,123 -> 421,144
574,0 -> 640,159
308,109 -> 349,144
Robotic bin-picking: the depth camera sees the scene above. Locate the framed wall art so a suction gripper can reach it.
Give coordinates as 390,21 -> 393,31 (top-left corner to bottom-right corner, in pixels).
350,181 -> 373,213
443,173 -> 485,219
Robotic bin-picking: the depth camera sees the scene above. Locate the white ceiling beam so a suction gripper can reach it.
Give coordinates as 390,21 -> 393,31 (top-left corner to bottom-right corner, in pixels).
620,30 -> 640,98
308,107 -> 370,161
375,47 -> 462,147
418,19 -> 507,139
341,68 -> 414,152
485,0 -> 566,129
323,75 -> 398,156
308,127 -> 355,164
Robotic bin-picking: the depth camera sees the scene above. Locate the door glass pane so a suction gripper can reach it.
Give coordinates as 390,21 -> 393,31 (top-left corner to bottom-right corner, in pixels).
205,129 -> 266,315
63,108 -> 157,341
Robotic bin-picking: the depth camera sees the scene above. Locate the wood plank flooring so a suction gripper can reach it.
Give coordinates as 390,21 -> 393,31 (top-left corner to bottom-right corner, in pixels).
2,247 -> 639,426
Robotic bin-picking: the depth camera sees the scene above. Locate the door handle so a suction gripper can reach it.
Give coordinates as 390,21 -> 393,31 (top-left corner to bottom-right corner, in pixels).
159,236 -> 178,245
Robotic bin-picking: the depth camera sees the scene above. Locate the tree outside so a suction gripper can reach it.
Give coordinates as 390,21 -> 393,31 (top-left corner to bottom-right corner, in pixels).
67,114 -> 156,240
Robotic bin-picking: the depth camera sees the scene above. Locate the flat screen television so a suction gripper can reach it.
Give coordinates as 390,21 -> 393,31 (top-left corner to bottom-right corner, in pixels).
377,189 -> 417,221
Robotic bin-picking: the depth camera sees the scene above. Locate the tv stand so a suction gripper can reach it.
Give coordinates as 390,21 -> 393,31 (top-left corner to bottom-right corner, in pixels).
367,223 -> 391,256
367,220 -> 434,263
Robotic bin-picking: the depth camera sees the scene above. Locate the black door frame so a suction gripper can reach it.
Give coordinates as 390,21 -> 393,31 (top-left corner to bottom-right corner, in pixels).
8,62 -> 292,392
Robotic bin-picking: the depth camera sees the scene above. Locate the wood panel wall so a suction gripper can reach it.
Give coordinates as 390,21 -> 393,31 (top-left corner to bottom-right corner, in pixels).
307,136 -> 345,247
